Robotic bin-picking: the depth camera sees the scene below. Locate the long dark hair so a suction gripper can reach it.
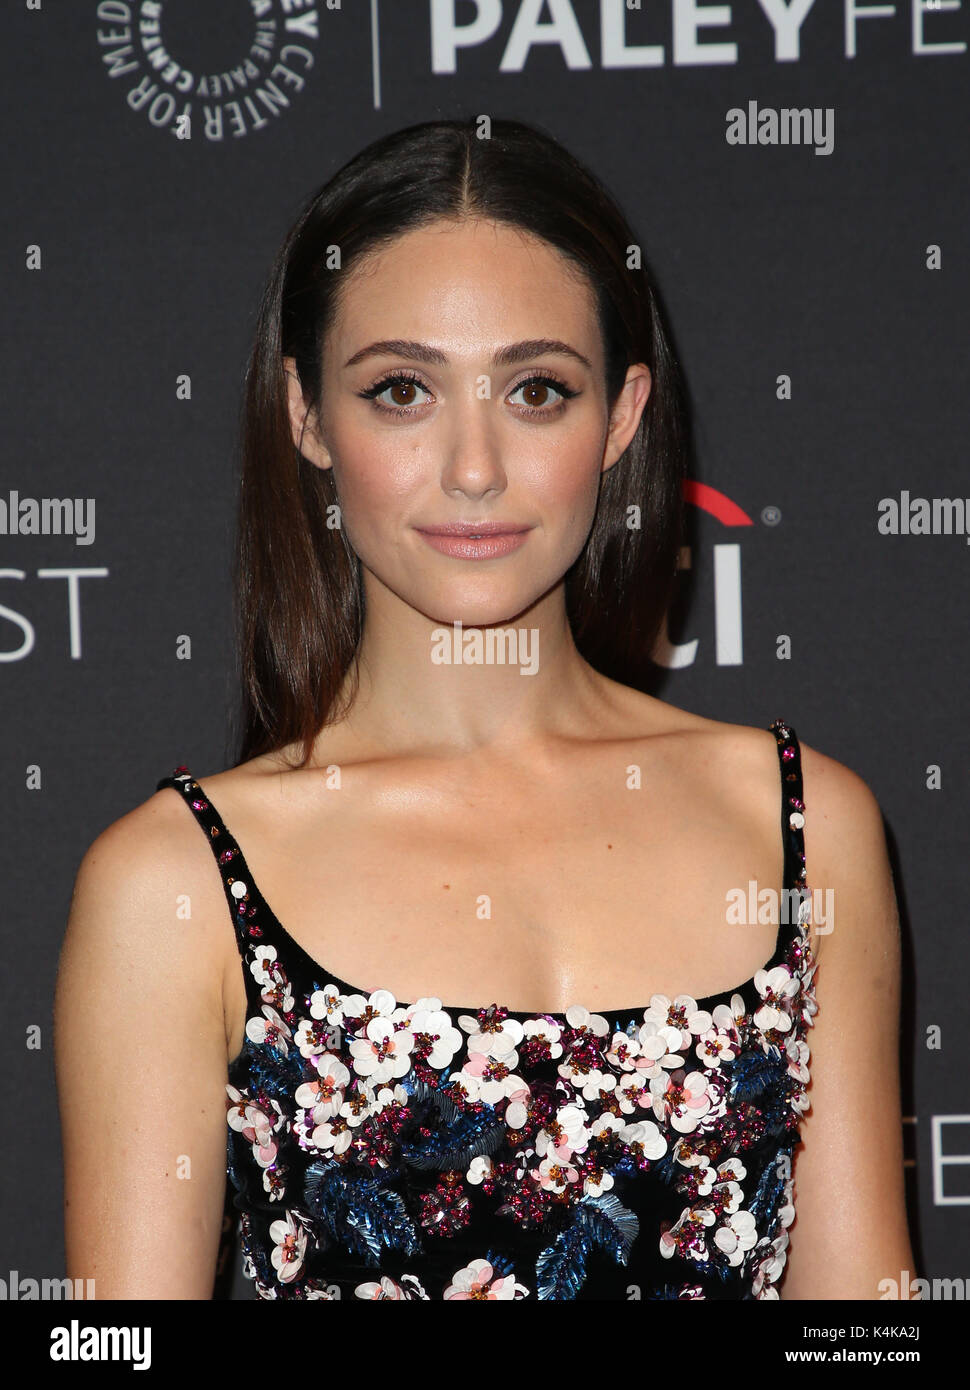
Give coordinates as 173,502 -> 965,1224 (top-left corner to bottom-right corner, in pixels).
232,117 -> 690,770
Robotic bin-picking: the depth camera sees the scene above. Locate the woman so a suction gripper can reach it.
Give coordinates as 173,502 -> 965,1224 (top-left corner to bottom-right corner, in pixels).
54,118 -> 915,1300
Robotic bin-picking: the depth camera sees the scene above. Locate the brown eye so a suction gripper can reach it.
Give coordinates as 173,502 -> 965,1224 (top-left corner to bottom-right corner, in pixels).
508,374 -> 577,413
358,372 -> 432,414
520,381 -> 551,408
389,381 -> 418,406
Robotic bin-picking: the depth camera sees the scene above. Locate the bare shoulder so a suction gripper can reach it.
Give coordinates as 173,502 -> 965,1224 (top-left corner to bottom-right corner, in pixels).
599,682 -> 794,792
56,779 -> 238,1296
613,684 -> 887,847
63,778 -> 237,994
794,737 -> 899,975
651,700 -> 901,975
769,736 -> 910,1295
603,686 -> 895,934
671,705 -> 896,942
796,736 -> 888,859
73,781 -> 217,899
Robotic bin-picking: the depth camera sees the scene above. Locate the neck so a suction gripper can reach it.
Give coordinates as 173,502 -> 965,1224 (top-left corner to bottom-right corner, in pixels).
330,575 -> 608,758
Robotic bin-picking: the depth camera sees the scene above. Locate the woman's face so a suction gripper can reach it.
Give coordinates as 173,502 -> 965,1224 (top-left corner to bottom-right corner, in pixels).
285,217 -> 650,628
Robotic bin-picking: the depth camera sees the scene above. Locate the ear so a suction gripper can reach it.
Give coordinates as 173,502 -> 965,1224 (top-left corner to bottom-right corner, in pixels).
602,364 -> 652,473
283,356 -> 333,471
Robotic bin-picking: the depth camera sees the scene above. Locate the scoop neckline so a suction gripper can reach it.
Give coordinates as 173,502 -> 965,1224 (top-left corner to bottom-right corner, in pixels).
254,910 -> 790,1025
172,745 -> 802,1027
225,915 -> 796,1081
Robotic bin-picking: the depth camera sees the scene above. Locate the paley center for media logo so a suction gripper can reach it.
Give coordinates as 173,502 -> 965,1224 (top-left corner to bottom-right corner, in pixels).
95,0 -> 322,141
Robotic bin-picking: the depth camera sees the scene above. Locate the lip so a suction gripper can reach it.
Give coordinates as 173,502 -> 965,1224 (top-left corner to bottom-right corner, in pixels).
414,522 -> 533,560
415,522 -> 532,536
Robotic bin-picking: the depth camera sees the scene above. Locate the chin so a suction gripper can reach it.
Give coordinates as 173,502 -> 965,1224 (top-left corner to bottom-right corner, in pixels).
416,586 -> 547,630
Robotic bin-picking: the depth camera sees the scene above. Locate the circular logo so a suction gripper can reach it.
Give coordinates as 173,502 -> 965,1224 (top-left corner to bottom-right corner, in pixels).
96,0 -> 320,142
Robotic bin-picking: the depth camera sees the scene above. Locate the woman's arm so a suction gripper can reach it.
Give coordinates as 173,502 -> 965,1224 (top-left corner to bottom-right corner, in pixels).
54,792 -> 232,1298
780,743 -> 919,1300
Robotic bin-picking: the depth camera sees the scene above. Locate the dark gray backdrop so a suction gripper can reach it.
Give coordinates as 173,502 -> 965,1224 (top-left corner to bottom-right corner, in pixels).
2,0 -> 966,1298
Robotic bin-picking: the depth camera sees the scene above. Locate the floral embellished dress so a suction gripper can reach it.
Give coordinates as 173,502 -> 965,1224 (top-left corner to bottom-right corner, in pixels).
156,719 -> 817,1301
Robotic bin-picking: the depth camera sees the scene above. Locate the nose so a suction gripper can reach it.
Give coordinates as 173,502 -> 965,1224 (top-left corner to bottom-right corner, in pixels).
438,397 -> 508,501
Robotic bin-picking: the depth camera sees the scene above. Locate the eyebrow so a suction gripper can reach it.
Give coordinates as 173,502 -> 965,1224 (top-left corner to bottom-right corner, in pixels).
342,337 -> 593,372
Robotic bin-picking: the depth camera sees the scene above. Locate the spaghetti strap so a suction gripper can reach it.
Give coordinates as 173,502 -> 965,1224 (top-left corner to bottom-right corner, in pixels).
155,766 -> 254,962
767,718 -> 809,931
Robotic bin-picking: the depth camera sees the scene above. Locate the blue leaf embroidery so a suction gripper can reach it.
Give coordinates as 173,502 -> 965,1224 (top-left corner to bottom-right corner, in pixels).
400,1078 -> 506,1171
535,1192 -> 639,1300
304,1159 -> 423,1267
747,1141 -> 792,1230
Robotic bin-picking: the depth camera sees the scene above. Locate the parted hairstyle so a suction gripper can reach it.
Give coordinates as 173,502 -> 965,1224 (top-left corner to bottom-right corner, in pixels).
232,116 -> 690,769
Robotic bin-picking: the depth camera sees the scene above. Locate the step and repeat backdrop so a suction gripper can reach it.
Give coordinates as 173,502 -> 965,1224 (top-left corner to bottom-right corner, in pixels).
1,1 -> 966,1300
